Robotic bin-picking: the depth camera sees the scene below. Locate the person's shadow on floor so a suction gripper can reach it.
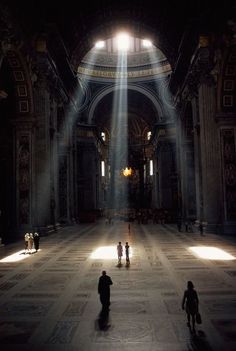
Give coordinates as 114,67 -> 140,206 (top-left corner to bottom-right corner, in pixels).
96,309 -> 110,331
125,262 -> 130,269
188,330 -> 213,351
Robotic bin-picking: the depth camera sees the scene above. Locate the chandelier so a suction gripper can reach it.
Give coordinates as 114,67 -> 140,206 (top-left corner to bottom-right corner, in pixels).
122,167 -> 133,177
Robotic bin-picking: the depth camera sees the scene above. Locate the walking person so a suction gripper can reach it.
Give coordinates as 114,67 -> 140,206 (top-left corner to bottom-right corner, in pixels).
182,281 -> 199,333
98,270 -> 113,312
117,241 -> 123,265
33,232 -> 40,252
125,242 -> 130,265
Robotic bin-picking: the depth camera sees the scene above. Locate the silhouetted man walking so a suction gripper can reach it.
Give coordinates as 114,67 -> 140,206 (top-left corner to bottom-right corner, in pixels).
98,270 -> 113,312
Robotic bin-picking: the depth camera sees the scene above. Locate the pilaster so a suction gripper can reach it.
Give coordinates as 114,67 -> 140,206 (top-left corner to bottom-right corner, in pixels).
12,119 -> 35,233
198,80 -> 221,229
33,77 -> 51,229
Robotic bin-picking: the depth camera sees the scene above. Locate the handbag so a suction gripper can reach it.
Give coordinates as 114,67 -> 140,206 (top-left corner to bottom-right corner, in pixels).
196,312 -> 202,324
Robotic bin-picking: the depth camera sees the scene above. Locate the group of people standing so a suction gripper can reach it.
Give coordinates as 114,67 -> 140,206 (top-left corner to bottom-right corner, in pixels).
117,241 -> 130,266
24,232 -> 40,253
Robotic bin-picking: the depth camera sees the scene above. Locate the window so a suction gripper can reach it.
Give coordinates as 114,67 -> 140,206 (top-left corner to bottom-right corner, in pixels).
101,161 -> 105,176
101,132 -> 106,141
95,40 -> 105,49
147,131 -> 152,140
142,39 -> 152,48
150,160 -> 153,176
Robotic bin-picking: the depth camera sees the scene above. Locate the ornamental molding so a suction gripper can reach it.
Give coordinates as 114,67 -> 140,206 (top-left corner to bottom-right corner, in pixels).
78,63 -> 171,80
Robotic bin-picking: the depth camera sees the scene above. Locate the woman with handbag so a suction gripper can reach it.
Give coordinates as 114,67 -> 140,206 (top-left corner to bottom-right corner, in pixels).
182,281 -> 199,332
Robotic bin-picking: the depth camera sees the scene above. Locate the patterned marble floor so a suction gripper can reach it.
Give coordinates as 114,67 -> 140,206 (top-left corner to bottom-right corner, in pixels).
0,222 -> 236,351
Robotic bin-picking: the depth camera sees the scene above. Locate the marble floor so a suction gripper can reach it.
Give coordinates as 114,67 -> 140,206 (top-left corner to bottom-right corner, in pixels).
0,221 -> 236,351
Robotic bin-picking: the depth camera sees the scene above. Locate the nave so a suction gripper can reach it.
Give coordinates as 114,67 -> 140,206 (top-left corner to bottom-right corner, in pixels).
0,222 -> 236,351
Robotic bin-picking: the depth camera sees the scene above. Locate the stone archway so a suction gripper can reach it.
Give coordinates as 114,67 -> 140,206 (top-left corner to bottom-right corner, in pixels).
87,84 -> 164,125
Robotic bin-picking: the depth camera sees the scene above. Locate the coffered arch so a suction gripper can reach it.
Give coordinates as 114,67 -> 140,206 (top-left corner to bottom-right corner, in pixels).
87,83 -> 164,125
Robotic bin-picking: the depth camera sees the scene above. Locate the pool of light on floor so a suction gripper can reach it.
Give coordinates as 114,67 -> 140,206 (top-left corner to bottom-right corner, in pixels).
0,250 -> 41,262
90,246 -> 133,259
189,246 -> 235,260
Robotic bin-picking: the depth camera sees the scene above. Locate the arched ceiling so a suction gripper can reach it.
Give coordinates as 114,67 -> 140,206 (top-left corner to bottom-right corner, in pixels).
78,35 -> 171,80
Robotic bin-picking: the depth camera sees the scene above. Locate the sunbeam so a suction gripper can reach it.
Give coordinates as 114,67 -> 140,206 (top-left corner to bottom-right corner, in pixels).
90,245 -> 133,259
0,249 -> 42,262
189,246 -> 235,260
108,48 -> 128,211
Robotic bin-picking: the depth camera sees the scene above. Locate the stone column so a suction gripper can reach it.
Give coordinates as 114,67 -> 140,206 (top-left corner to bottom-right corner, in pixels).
198,80 -> 221,230
49,97 -> 58,228
176,115 -> 184,218
69,128 -> 78,223
77,140 -> 98,212
192,97 -> 203,223
158,141 -> 175,210
57,103 -> 69,224
175,114 -> 183,217
13,122 -> 34,233
69,111 -> 81,223
33,79 -> 51,229
179,102 -> 197,221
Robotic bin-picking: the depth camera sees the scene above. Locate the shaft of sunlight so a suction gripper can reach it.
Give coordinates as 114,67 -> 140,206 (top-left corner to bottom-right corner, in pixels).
189,246 -> 235,260
108,50 -> 128,211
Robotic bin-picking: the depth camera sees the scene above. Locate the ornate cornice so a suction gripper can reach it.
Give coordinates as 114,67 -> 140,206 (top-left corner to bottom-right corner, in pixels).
78,63 -> 171,80
176,44 -> 216,106
187,46 -> 214,87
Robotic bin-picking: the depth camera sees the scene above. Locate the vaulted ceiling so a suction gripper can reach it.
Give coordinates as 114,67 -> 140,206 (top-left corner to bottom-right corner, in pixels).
3,0 -> 234,143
